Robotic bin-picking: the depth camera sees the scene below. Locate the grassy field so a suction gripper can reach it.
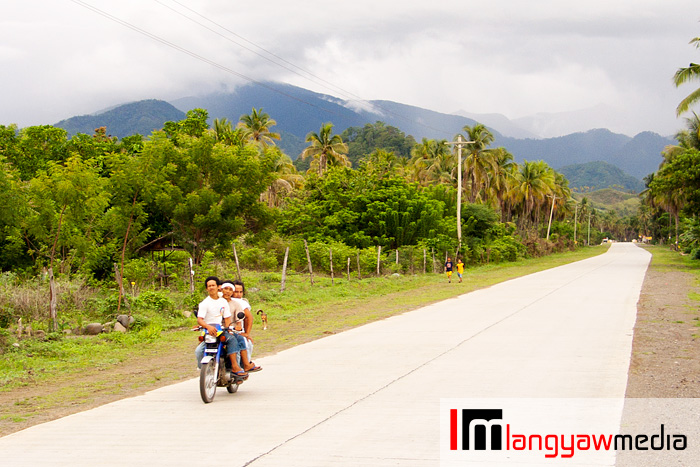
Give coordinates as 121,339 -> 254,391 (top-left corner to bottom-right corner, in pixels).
1,245 -> 609,391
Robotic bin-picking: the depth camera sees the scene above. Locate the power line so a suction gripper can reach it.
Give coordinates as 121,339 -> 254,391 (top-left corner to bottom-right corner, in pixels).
159,0 -> 364,104
70,0 -> 455,138
69,0 -> 343,118
158,0 -> 454,137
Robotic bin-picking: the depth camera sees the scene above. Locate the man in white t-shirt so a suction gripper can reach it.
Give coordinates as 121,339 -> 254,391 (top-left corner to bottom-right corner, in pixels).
195,276 -> 248,376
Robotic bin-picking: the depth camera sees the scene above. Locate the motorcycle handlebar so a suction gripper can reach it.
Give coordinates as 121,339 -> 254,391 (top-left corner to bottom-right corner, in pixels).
192,325 -> 237,333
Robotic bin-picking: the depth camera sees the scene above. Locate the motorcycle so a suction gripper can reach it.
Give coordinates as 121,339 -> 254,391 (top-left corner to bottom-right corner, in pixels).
197,324 -> 247,403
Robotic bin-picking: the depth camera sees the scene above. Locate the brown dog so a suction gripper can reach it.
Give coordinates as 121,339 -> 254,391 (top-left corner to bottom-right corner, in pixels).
257,309 -> 268,330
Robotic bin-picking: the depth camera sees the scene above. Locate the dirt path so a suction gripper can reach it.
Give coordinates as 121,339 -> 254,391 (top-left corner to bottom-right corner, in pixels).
1,248 -> 697,437
625,254 -> 700,397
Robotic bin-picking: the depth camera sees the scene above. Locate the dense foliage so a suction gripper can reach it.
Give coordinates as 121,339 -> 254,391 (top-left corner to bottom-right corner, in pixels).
0,102 -> 656,332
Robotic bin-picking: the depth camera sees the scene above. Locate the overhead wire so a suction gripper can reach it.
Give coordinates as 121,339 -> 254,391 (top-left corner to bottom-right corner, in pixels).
159,0 -> 453,137
69,0 -> 345,118
70,0 -> 455,138
157,0 -> 363,104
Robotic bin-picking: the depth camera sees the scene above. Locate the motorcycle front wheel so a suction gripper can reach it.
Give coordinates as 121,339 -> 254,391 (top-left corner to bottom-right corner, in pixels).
199,360 -> 217,403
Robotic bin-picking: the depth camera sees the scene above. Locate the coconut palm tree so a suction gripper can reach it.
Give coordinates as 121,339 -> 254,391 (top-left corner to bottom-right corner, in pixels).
410,138 -> 445,185
237,108 -> 280,147
300,123 -> 350,175
261,148 -> 304,208
674,112 -> 700,151
213,118 -> 247,146
487,147 -> 517,221
512,160 -> 555,230
461,124 -> 496,202
361,149 -> 405,178
412,139 -> 454,185
674,36 -> 700,116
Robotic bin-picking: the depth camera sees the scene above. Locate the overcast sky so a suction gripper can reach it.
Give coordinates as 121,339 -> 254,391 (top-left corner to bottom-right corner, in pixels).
1,0 -> 698,137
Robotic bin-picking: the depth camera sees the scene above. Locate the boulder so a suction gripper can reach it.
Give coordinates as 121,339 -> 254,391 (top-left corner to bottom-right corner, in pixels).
116,315 -> 130,328
84,323 -> 103,335
113,322 -> 127,333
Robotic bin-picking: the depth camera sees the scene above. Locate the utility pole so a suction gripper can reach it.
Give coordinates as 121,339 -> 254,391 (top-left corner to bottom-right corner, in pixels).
546,194 -> 557,241
573,202 -> 578,244
587,211 -> 592,246
446,135 -> 475,254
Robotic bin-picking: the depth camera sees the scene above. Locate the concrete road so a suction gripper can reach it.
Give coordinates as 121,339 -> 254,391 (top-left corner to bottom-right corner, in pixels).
0,243 -> 652,466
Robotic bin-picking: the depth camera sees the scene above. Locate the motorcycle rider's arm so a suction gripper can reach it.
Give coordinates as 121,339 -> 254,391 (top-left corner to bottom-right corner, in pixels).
242,308 -> 253,341
197,316 -> 218,336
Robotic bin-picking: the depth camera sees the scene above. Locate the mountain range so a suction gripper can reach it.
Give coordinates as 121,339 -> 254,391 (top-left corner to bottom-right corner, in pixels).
54,82 -> 675,190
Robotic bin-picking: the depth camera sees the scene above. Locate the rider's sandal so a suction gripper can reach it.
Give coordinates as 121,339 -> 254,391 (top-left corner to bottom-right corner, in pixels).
233,370 -> 248,377
246,365 -> 262,372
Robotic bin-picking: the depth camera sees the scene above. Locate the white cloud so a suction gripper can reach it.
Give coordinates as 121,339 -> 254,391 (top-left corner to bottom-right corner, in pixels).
0,0 -> 698,137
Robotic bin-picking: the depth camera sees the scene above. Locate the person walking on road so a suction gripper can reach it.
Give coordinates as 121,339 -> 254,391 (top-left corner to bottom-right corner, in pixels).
444,256 -> 453,283
456,258 -> 464,283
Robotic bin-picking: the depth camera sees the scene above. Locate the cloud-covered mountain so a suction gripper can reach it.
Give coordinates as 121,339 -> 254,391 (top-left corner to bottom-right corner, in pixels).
53,82 -> 673,185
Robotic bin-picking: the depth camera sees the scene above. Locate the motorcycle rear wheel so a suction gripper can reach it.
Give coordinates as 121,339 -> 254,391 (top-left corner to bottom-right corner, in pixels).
199,360 -> 217,403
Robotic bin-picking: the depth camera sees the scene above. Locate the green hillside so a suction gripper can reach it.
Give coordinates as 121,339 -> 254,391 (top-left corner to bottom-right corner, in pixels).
55,99 -> 185,138
573,188 -> 641,216
560,160 -> 644,193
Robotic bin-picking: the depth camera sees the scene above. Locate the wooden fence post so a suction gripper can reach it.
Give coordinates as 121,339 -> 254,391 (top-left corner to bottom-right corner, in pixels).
304,239 -> 314,285
49,267 -> 57,332
329,247 -> 334,285
232,243 -> 242,281
188,257 -> 195,293
431,247 -> 436,273
357,251 -> 362,280
376,245 -> 381,276
347,257 -> 350,281
423,248 -> 426,274
280,246 -> 289,293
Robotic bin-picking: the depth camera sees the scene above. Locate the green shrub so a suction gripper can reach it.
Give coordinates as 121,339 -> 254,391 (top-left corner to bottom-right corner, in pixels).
0,306 -> 14,328
134,290 -> 174,315
95,293 -> 121,318
129,315 -> 151,331
691,248 -> 700,261
239,246 -> 278,271
182,292 -> 201,313
0,328 -> 11,353
123,257 -> 158,286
